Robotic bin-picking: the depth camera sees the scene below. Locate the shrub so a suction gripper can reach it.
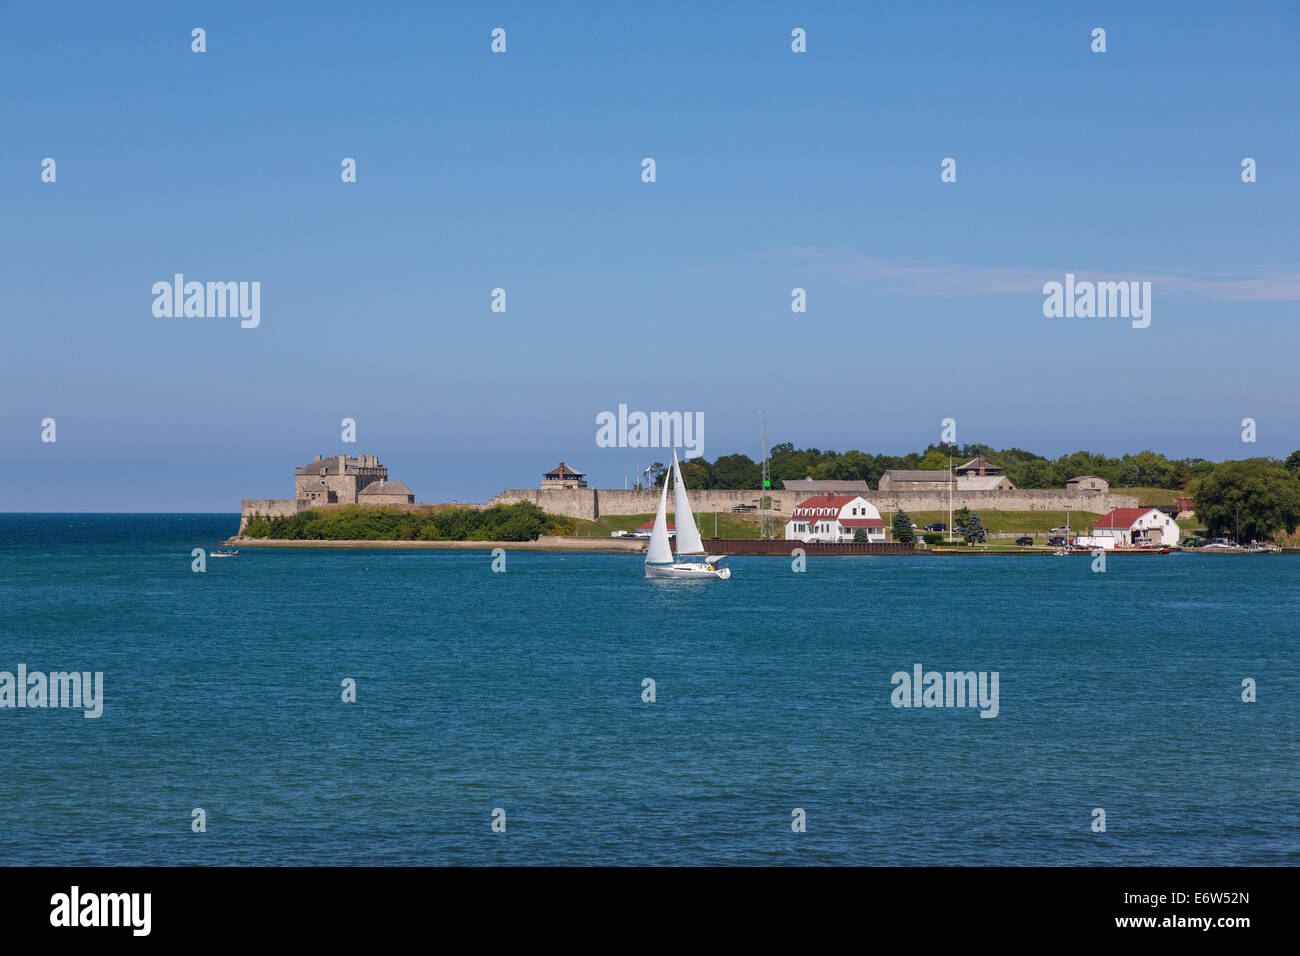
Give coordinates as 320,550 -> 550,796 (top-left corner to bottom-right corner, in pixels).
239,501 -> 570,542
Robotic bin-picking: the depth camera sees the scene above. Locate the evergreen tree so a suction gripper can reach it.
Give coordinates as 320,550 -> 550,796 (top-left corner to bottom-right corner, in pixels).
963,511 -> 986,543
892,510 -> 916,544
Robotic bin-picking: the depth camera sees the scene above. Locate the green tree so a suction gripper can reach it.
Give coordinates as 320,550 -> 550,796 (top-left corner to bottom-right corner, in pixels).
953,507 -> 971,532
1285,450 -> 1300,476
963,511 -> 986,543
1013,459 -> 1057,489
813,449 -> 872,481
1194,460 -> 1300,541
680,458 -> 714,489
853,528 -> 868,543
892,510 -> 916,544
711,453 -> 761,489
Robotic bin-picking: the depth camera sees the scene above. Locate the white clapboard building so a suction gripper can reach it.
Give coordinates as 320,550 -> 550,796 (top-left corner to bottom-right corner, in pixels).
1076,507 -> 1180,549
785,494 -> 886,543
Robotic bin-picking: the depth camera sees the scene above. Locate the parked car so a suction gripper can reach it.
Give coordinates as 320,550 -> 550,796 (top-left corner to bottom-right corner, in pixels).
1050,526 -> 1068,534
1047,536 -> 1068,547
925,523 -> 947,532
1015,536 -> 1033,546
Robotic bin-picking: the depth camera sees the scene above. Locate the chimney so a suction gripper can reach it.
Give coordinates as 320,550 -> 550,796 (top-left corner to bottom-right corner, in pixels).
339,454 -> 347,474
315,454 -> 321,462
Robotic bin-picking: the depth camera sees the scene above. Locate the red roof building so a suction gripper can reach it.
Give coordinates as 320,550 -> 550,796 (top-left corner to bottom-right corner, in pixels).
1082,507 -> 1180,549
785,494 -> 886,543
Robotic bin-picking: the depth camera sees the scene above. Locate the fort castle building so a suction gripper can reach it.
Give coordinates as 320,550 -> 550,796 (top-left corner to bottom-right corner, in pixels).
241,453 -> 414,530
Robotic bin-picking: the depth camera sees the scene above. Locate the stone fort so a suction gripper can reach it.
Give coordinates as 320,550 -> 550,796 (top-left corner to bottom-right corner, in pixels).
240,453 -> 415,530
240,456 -> 1140,531
488,461 -> 1139,520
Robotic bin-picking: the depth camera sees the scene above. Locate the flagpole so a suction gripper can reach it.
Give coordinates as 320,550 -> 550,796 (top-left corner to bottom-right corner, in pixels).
948,445 -> 953,541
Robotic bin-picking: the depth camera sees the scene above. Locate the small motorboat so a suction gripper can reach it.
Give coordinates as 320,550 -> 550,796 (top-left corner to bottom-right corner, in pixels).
210,549 -> 241,557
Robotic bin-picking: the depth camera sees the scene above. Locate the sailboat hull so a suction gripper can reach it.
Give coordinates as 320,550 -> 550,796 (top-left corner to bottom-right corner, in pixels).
643,449 -> 731,581
645,562 -> 730,580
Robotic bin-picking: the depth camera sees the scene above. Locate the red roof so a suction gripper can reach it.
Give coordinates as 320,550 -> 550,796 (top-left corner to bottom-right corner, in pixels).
793,495 -> 859,516
839,518 -> 885,527
636,520 -> 674,531
1095,508 -> 1160,530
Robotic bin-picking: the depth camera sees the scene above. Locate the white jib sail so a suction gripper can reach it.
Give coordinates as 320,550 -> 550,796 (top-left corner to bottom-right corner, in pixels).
671,449 -> 706,556
646,469 -> 674,565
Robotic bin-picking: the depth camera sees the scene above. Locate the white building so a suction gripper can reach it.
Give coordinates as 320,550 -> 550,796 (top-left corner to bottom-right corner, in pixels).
785,494 -> 886,543
1076,507 -> 1179,549
614,520 -> 674,540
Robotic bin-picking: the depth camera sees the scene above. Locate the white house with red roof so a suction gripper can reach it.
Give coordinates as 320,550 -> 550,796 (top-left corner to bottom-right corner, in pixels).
1077,507 -> 1179,549
785,494 -> 886,543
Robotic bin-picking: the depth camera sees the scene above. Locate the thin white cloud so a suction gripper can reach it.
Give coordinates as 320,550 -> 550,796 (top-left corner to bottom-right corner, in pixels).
757,248 -> 1300,301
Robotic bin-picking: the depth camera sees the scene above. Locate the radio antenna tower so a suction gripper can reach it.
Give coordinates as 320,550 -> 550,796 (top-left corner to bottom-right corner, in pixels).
759,413 -> 772,540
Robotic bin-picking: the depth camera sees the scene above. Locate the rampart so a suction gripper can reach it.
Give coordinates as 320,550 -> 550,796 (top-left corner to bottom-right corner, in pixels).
239,498 -> 304,531
241,486 -> 1141,530
488,486 -> 1139,520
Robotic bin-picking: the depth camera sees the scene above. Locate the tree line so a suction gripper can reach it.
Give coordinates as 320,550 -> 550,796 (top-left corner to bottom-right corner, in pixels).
656,443 -> 1232,491
646,443 -> 1300,542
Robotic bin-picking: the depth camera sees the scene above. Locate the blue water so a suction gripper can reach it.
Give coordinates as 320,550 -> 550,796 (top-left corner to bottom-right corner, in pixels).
1,514 -> 1295,865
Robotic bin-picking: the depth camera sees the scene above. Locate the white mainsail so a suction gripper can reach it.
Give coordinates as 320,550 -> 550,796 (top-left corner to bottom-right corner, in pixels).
645,469 -> 674,565
671,449 -> 706,555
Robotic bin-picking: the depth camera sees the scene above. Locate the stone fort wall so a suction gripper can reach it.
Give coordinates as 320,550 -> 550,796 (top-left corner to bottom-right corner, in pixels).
239,498 -> 305,531
870,488 -> 1138,514
241,486 -> 1141,531
487,487 -> 1139,519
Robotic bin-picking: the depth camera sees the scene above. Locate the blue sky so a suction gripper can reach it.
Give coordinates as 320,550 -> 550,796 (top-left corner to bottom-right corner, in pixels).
2,1 -> 1297,510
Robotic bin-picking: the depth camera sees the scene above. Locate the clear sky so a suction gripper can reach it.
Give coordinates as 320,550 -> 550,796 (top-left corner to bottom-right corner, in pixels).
3,1 -> 1297,510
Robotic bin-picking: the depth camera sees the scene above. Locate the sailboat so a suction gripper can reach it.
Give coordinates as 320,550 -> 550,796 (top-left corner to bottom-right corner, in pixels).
644,450 -> 731,580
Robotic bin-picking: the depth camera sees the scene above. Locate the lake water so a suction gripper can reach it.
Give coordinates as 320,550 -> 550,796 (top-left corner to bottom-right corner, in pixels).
1,514 -> 1295,865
